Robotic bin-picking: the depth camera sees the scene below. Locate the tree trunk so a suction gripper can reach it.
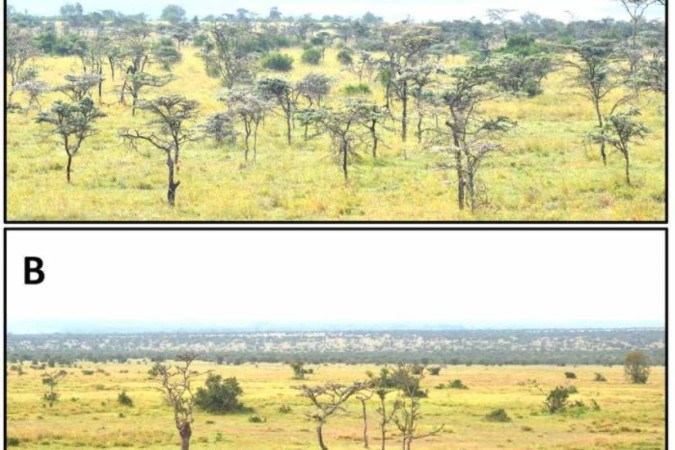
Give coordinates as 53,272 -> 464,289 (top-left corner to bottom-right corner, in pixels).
342,140 -> 349,181
108,57 -> 115,81
179,422 -> 191,450
593,100 -> 607,166
417,113 -> 423,144
244,130 -> 251,162
317,423 -> 328,450
623,150 -> 631,186
166,154 -> 180,206
253,123 -> 259,162
467,170 -> 476,213
66,152 -> 73,184
361,400 -> 369,448
98,67 -> 103,101
286,111 -> 293,145
455,150 -> 465,210
401,82 -> 408,142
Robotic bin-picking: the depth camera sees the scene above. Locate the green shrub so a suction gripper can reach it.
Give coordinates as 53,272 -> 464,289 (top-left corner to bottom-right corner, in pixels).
449,379 -> 468,390
337,49 -> 353,66
248,414 -> 266,423
82,370 -> 95,375
564,371 -> 576,379
302,48 -> 322,65
7,437 -> 20,446
117,391 -> 133,407
565,385 -> 578,394
262,53 -> 294,72
544,386 -> 569,413
278,404 -> 292,414
194,374 -> 246,414
485,408 -> 511,422
343,83 -> 372,96
427,367 -> 442,376
593,372 -> 607,382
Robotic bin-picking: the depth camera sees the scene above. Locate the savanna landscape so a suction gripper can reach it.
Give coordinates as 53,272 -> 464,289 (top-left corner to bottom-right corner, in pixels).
5,1 -> 667,221
5,329 -> 666,449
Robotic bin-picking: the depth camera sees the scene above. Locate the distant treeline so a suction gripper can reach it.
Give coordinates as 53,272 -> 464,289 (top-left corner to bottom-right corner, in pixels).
6,329 -> 665,366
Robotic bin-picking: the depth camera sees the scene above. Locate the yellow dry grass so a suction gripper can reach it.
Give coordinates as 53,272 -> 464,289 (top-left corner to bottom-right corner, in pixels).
6,362 -> 665,449
6,47 -> 666,221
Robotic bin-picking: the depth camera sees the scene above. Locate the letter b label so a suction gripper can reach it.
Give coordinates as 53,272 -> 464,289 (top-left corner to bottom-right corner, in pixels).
25,257 -> 45,285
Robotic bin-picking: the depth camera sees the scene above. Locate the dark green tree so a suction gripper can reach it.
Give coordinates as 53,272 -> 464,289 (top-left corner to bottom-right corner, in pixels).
35,98 -> 106,183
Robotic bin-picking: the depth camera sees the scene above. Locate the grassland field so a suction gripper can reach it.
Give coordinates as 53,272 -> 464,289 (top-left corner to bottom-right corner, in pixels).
6,46 -> 666,221
6,362 -> 665,449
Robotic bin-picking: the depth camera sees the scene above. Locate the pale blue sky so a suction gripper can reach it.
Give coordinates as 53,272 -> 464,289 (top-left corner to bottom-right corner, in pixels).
9,0 -> 666,22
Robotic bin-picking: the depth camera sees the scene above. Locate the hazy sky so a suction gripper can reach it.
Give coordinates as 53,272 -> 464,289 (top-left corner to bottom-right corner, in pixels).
7,231 -> 665,333
8,0 -> 666,22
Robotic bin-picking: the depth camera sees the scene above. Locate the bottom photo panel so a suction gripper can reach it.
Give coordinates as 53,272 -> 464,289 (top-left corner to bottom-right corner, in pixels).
4,229 -> 667,450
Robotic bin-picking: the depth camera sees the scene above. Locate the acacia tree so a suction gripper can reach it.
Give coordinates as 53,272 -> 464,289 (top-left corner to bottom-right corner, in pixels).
13,80 -> 50,110
348,99 -> 387,159
75,31 -> 111,100
624,350 -> 650,383
298,381 -> 369,450
148,353 -> 199,450
616,0 -> 657,48
592,108 -> 649,185
35,98 -> 106,183
6,24 -> 39,101
223,88 -> 272,162
257,77 -> 296,145
304,103 -> 372,180
566,40 -> 634,165
202,21 -> 259,89
378,25 -> 439,142
391,365 -> 443,450
297,73 -> 332,107
120,96 -> 199,206
399,63 -> 441,143
430,63 -> 515,212
356,389 -> 375,448
57,73 -> 105,102
124,72 -> 173,116
42,370 -> 68,407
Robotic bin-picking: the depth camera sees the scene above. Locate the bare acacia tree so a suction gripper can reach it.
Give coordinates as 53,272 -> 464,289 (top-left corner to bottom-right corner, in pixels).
298,381 -> 369,450
149,353 -> 199,450
356,389 -> 375,448
223,88 -> 272,162
13,80 -> 50,110
6,24 -> 39,101
120,95 -> 200,206
615,0 -> 658,48
35,98 -> 106,183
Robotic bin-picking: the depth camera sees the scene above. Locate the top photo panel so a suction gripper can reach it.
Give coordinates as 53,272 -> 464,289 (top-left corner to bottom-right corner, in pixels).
5,0 -> 667,223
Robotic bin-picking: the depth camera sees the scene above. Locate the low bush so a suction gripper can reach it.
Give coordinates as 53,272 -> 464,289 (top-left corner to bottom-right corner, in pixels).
302,48 -> 322,65
485,408 -> 511,422
262,53 -> 294,72
343,83 -> 372,96
117,391 -> 133,407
